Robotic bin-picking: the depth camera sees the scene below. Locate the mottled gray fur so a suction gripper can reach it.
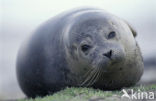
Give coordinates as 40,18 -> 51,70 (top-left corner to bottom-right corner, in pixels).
16,8 -> 144,98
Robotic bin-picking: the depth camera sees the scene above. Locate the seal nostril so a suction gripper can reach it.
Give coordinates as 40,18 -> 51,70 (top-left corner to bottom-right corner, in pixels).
103,50 -> 112,59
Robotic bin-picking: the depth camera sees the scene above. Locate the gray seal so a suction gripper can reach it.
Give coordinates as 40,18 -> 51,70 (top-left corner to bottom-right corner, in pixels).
16,8 -> 144,98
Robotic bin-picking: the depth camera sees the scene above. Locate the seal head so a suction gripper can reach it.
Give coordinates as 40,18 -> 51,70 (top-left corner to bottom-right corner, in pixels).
63,10 -> 143,88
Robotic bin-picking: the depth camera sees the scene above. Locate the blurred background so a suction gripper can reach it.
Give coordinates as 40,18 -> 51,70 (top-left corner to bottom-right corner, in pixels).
0,0 -> 156,100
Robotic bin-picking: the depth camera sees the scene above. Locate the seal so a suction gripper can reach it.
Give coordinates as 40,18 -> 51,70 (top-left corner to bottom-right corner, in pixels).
16,7 -> 144,98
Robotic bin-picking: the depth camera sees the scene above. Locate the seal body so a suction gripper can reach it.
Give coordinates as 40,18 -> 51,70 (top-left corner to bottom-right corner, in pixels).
16,8 -> 144,98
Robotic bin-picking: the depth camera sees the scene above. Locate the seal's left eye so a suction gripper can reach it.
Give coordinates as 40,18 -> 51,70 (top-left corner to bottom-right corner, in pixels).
81,44 -> 91,52
108,31 -> 116,39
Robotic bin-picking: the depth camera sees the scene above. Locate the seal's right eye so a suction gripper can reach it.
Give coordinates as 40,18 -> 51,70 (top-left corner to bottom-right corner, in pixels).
108,31 -> 116,39
81,44 -> 91,52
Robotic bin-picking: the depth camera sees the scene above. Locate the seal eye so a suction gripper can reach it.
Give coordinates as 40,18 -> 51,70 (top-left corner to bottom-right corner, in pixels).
108,31 -> 116,39
81,44 -> 91,52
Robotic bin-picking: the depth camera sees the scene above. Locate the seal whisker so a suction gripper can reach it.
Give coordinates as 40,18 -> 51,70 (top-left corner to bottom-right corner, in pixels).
80,70 -> 96,86
80,68 -> 97,86
80,68 -> 94,86
83,68 -> 94,78
84,63 -> 104,86
86,68 -> 99,86
79,68 -> 94,85
88,67 -> 100,86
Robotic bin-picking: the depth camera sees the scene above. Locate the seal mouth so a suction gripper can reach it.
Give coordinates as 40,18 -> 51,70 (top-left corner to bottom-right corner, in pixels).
79,58 -> 123,87
93,57 -> 114,70
91,56 -> 123,73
